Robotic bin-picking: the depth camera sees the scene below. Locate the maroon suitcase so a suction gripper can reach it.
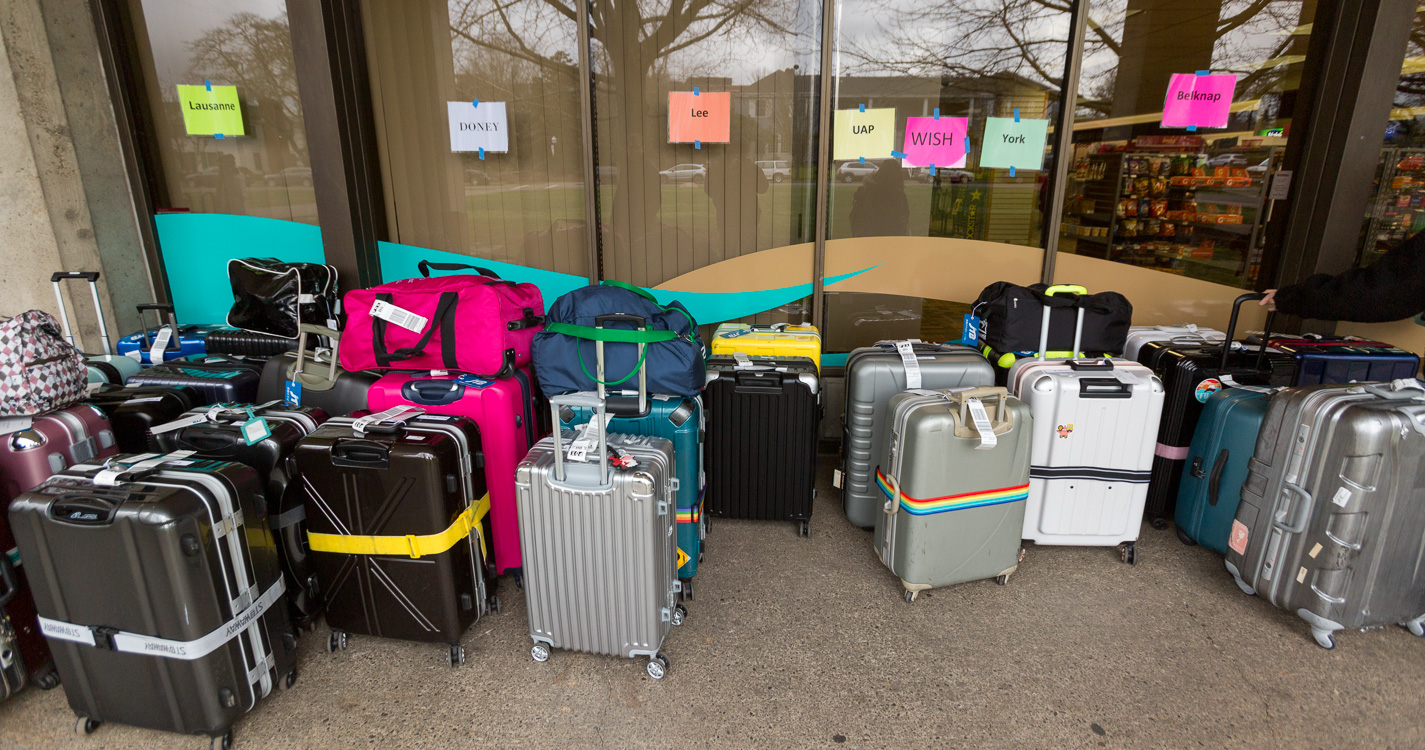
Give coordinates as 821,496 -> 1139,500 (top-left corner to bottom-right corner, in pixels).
0,404 -> 118,497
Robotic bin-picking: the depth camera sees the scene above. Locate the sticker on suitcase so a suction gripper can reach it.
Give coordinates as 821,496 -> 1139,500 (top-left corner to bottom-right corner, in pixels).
1228,518 -> 1250,555
876,468 -> 1029,515
1195,378 -> 1223,403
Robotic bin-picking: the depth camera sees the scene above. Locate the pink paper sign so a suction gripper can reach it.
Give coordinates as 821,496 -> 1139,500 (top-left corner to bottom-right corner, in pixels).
1162,73 -> 1236,128
901,116 -> 969,168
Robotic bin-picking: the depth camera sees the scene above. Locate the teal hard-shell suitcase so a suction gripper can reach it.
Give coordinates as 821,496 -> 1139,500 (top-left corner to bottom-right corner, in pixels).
1174,386 -> 1273,553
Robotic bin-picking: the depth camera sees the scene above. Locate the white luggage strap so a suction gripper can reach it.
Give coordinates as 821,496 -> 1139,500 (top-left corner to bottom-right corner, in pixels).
352,405 -> 424,435
149,401 -> 287,435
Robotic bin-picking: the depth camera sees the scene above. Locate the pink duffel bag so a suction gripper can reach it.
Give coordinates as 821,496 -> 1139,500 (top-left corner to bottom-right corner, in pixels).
340,261 -> 544,377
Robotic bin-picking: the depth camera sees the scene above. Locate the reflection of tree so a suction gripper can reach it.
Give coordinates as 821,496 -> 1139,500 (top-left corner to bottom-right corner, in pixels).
186,12 -> 304,167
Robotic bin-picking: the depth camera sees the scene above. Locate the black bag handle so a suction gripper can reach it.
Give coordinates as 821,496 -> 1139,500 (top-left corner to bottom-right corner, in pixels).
371,291 -> 460,368
418,260 -> 501,279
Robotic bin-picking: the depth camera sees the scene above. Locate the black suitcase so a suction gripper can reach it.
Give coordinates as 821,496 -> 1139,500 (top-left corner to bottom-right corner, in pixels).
85,384 -> 201,452
126,355 -> 262,405
149,404 -> 329,629
1136,294 -> 1296,529
256,326 -> 375,417
8,456 -> 297,746
292,411 -> 496,665
205,329 -> 298,358
703,355 -> 820,535
1,506 -> 60,698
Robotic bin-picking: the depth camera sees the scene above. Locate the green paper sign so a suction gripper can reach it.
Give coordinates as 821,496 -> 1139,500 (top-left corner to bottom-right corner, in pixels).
979,117 -> 1048,170
177,84 -> 245,137
833,107 -> 895,162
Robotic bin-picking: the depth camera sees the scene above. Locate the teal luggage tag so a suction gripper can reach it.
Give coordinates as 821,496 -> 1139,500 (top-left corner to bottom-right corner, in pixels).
241,408 -> 272,446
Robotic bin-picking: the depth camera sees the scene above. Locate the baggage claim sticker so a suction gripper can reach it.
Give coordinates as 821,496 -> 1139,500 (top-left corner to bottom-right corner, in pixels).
1194,378 -> 1223,403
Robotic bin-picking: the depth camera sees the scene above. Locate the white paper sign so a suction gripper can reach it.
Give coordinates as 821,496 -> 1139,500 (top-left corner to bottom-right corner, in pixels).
448,101 -> 508,153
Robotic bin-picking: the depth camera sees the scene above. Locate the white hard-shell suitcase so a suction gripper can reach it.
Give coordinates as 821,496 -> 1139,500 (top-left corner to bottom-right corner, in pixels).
1122,324 -> 1224,361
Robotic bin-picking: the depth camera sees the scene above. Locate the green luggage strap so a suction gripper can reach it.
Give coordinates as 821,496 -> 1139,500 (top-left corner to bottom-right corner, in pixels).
544,322 -> 675,387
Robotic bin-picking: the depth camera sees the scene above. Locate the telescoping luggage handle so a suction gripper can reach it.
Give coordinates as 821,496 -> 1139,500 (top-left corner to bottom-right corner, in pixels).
1221,293 -> 1277,375
1034,285 -> 1087,363
549,391 -> 609,485
50,271 -> 115,356
135,302 -> 183,357
292,323 -> 343,387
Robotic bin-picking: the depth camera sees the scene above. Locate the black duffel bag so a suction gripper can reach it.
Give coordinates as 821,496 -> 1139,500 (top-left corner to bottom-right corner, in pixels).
227,257 -> 339,339
972,282 -> 1132,355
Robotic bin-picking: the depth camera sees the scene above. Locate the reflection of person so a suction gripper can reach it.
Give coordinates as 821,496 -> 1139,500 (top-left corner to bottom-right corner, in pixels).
214,154 -> 246,214
850,160 -> 909,236
1261,231 -> 1425,321
705,114 -> 767,254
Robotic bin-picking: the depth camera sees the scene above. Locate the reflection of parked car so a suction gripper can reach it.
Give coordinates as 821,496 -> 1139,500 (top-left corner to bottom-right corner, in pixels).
756,160 -> 791,183
184,166 -> 263,189
265,167 -> 313,187
837,161 -> 878,182
909,166 -> 972,184
1206,153 -> 1247,167
852,305 -> 922,327
1246,158 -> 1271,176
659,163 -> 706,183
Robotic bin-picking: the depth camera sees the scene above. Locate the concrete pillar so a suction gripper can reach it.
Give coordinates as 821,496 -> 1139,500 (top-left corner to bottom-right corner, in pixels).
0,0 -> 153,352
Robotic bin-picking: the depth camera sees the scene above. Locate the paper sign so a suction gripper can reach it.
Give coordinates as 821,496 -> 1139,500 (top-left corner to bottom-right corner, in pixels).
1269,170 -> 1293,200
1162,73 -> 1236,128
900,116 -> 969,168
979,117 -> 1049,170
668,92 -> 731,144
833,107 -> 895,162
447,101 -> 509,153
176,84 -> 245,136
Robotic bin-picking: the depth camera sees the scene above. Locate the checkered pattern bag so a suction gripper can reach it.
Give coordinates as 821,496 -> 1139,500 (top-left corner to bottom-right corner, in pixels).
0,310 -> 89,416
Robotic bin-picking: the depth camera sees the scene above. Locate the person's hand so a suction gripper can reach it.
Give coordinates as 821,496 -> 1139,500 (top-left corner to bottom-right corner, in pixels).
1260,289 -> 1277,311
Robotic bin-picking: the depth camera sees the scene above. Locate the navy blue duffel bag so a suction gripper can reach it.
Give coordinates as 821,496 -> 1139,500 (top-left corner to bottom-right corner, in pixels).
533,280 -> 706,399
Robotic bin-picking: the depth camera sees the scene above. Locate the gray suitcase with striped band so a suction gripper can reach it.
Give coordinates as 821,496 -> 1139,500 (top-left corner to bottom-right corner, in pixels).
516,392 -> 684,680
875,387 -> 1032,601
1225,380 -> 1425,650
840,341 -> 995,528
7,454 -> 296,746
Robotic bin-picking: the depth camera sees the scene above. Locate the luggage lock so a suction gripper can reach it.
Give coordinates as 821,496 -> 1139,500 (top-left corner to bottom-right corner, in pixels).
90,625 -> 121,651
1190,456 -> 1205,478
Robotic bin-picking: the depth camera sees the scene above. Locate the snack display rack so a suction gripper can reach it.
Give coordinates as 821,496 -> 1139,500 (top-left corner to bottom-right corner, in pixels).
1361,148 -> 1425,266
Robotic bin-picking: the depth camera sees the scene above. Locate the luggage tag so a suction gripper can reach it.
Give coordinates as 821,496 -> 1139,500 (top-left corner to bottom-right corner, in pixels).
566,415 -> 611,463
961,315 -> 981,346
149,326 -> 173,364
370,300 -> 429,333
284,379 -> 302,406
240,408 -> 271,446
966,397 -> 997,450
894,341 -> 923,389
0,416 -> 33,436
720,328 -> 751,339
454,373 -> 493,388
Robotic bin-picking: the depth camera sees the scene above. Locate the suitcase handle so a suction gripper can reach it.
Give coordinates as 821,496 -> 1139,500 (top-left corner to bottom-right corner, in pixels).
404,379 -> 465,406
1363,380 -> 1425,401
331,439 -> 391,467
51,271 -> 115,355
1078,377 -> 1132,398
1066,359 -> 1114,371
1277,483 -> 1314,534
592,313 -> 649,418
1035,297 -> 1085,362
0,552 -> 16,608
1206,448 -> 1229,506
549,392 -> 609,484
1221,294 -> 1275,373
944,386 -> 1008,425
136,303 -> 183,353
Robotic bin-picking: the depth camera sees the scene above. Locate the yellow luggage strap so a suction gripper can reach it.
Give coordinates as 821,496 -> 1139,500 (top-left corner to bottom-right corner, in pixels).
307,494 -> 490,560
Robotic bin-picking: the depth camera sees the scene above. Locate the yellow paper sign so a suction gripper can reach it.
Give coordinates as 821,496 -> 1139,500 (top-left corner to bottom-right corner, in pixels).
833,107 -> 895,162
176,84 -> 245,137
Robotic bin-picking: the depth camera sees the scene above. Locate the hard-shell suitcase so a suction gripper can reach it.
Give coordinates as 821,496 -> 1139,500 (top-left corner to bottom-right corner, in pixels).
204,328 -> 299,358
365,366 -> 547,578
127,356 -> 262,405
149,403 -> 329,628
0,506 -> 58,696
115,303 -> 220,364
517,392 -> 684,679
0,563 -> 26,701
50,271 -> 143,385
1173,385 -> 1274,553
710,323 -> 822,370
257,325 -> 375,417
703,355 -> 820,535
1017,356 -> 1164,562
1225,380 -> 1425,649
0,404 -> 118,497
8,455 -> 297,745
293,409 -> 496,664
1122,324 -> 1224,361
840,341 -> 995,528
875,387 -> 1031,600
85,384 -> 200,453
1136,295 -> 1296,528
1251,335 -> 1419,385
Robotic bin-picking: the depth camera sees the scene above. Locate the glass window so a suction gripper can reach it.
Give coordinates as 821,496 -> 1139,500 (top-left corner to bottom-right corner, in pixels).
1057,0 -> 1312,289
822,0 -> 1070,352
361,0 -> 589,275
127,0 -> 317,223
1358,9 -> 1425,268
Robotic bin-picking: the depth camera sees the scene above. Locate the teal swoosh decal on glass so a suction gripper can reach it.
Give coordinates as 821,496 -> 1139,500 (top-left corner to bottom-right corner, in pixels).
154,213 -> 326,325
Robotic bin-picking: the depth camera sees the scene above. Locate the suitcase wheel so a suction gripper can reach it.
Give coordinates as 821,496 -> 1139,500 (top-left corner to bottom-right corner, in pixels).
1175,527 -> 1197,546
74,717 -> 101,736
531,643 -> 551,663
446,645 -> 466,668
1402,620 -> 1425,638
995,574 -> 1010,586
1149,517 -> 1168,531
1119,542 -> 1137,566
278,669 -> 299,691
904,590 -> 918,603
34,668 -> 60,690
209,730 -> 234,750
646,652 -> 670,680
671,604 -> 687,627
680,579 -> 694,602
489,595 -> 502,615
327,630 -> 349,653
1311,629 -> 1337,650
797,520 -> 810,538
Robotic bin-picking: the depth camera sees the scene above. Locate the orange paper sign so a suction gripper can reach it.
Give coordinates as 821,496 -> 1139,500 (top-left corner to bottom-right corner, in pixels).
668,91 -> 730,144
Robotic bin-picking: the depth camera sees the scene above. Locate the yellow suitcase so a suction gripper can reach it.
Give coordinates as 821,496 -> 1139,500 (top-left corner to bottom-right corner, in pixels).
710,323 -> 822,370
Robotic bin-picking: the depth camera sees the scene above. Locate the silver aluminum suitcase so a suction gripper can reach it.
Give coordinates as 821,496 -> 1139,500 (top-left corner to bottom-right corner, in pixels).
875,387 -> 1031,601
840,341 -> 995,528
516,392 -> 685,679
1225,380 -> 1425,649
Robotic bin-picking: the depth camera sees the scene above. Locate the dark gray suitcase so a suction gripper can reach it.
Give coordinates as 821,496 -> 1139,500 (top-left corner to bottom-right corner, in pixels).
8,455 -> 297,746
0,556 -> 26,702
1225,380 -> 1425,649
256,325 -> 375,417
840,341 -> 995,528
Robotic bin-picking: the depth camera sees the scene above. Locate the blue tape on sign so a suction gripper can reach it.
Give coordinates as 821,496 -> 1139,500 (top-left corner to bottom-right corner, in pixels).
929,165 -> 936,176
215,134 -> 225,139
891,150 -> 907,159
1196,70 -> 1209,76
472,98 -> 479,108
1014,108 -> 1020,122
694,86 -> 700,96
859,103 -> 865,112
695,140 -> 701,149
933,108 -> 940,120
1010,166 -> 1016,177
479,147 -> 485,159
965,137 -> 971,154
859,156 -> 865,165
204,79 -> 211,91
1186,126 -> 1197,132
